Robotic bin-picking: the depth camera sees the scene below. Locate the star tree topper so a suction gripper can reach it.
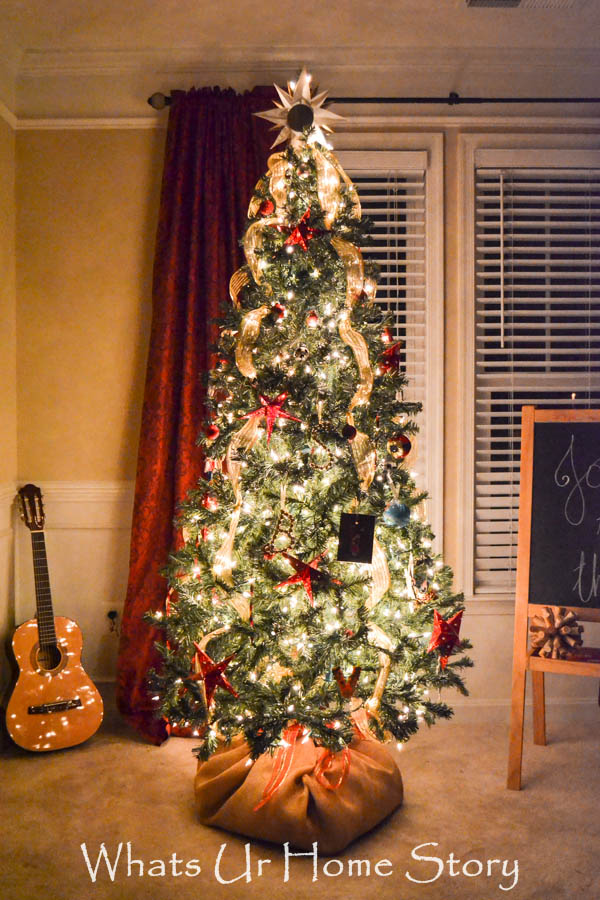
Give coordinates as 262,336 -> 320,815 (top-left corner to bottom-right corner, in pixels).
255,67 -> 343,147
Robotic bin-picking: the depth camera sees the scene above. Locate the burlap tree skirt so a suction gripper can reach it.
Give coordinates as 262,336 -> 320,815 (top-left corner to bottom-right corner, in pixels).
194,734 -> 404,855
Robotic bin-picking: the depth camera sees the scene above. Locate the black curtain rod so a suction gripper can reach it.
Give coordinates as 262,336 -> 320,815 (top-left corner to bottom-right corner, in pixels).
147,90 -> 600,110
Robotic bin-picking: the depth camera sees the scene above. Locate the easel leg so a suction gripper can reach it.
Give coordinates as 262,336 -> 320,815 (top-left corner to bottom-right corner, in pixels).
507,663 -> 527,790
532,670 -> 546,745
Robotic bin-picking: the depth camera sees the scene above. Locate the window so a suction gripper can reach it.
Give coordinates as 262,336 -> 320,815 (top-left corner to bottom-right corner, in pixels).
469,146 -> 600,595
337,147 -> 444,546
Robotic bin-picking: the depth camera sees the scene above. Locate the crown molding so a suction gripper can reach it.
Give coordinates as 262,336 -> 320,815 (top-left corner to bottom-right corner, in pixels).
18,45 -> 600,77
14,44 -> 599,121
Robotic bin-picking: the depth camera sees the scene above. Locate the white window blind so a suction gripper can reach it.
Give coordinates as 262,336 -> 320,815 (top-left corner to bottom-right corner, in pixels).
350,166 -> 427,473
474,162 -> 600,593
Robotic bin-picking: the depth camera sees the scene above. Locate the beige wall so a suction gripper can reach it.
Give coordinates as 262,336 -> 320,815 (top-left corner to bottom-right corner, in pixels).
7,120 -> 600,703
0,116 -> 16,483
16,129 -> 164,481
0,114 -> 16,696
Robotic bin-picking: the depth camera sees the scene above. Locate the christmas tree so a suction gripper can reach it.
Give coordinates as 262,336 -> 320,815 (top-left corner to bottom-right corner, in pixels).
149,70 -> 472,769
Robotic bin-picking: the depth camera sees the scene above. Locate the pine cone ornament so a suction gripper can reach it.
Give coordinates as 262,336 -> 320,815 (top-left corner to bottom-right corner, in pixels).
529,606 -> 584,659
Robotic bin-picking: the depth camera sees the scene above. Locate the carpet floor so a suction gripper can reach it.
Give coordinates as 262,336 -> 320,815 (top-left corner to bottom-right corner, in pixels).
1,688 -> 599,900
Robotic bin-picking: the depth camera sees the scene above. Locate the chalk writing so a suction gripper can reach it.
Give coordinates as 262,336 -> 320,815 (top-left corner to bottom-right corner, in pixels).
553,434 -> 600,527
573,551 -> 600,605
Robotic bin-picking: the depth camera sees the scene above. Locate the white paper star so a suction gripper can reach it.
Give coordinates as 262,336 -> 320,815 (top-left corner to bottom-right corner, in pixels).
255,68 -> 343,148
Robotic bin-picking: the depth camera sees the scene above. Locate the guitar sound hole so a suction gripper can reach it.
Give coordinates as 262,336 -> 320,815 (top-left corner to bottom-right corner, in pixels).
37,643 -> 63,671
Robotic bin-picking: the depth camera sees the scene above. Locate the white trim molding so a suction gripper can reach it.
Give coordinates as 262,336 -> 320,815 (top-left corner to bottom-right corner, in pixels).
18,45 -> 600,78
458,131 -> 600,602
12,114 -> 600,132
13,481 -> 135,681
20,480 -> 135,530
336,134 -> 445,551
0,99 -> 17,130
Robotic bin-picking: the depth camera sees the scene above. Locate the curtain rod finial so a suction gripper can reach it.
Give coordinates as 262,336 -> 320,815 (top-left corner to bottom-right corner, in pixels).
148,92 -> 171,110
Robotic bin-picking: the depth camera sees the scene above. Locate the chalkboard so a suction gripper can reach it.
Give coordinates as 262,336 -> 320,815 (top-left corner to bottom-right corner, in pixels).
529,421 -> 600,609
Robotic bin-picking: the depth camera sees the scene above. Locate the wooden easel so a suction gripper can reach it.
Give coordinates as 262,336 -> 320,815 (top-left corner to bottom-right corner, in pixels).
507,406 -> 600,791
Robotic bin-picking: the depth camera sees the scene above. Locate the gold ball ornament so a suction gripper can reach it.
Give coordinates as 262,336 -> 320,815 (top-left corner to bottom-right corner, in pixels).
387,433 -> 412,459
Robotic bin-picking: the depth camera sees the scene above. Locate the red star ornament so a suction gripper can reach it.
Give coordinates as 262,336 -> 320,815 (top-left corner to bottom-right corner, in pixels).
275,552 -> 340,606
240,392 -> 301,443
427,610 -> 463,669
189,645 -> 239,706
379,341 -> 403,374
285,209 -> 316,252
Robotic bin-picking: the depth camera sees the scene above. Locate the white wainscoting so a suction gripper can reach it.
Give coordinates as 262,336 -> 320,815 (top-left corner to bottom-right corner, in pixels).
14,481 -> 135,682
5,480 -> 598,707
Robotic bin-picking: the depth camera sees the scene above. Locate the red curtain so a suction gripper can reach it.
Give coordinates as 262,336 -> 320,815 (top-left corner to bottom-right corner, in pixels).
116,86 -> 275,743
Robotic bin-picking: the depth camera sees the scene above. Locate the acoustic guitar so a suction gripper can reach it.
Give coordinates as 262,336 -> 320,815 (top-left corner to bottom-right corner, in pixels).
6,484 -> 103,751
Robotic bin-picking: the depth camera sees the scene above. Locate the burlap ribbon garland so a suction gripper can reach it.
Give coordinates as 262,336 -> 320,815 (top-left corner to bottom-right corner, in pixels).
212,417 -> 262,586
333,240 -> 391,613
235,306 -> 270,379
229,268 -> 249,309
331,227 -> 393,712
216,142 -> 392,727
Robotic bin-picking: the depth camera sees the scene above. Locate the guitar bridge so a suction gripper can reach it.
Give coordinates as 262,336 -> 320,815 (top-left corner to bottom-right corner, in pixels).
27,698 -> 82,715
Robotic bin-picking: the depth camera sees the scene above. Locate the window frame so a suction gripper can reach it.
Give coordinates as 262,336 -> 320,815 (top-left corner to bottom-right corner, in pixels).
459,132 -> 600,603
334,135 -> 445,550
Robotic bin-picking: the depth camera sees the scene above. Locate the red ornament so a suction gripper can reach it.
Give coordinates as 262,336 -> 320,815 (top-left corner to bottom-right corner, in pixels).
271,302 -> 286,320
259,199 -> 275,216
189,645 -> 238,706
427,610 -> 463,669
306,310 -> 320,328
270,208 -> 319,251
284,208 -> 317,252
380,341 -> 403,374
205,424 -> 220,441
387,432 -> 412,459
381,326 -> 393,344
212,387 -> 231,404
202,495 -> 219,511
275,552 -> 341,606
240,392 -> 301,443
342,423 -> 357,441
333,666 -> 361,699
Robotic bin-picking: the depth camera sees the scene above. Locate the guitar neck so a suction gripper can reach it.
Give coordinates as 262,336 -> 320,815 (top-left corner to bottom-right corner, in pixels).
30,531 -> 57,647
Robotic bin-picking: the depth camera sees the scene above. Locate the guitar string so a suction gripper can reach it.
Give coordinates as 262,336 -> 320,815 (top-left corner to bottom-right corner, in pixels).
31,533 -> 58,647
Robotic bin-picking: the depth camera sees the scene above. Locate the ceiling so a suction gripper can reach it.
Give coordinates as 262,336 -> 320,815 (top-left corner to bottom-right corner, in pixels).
0,0 -> 599,120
